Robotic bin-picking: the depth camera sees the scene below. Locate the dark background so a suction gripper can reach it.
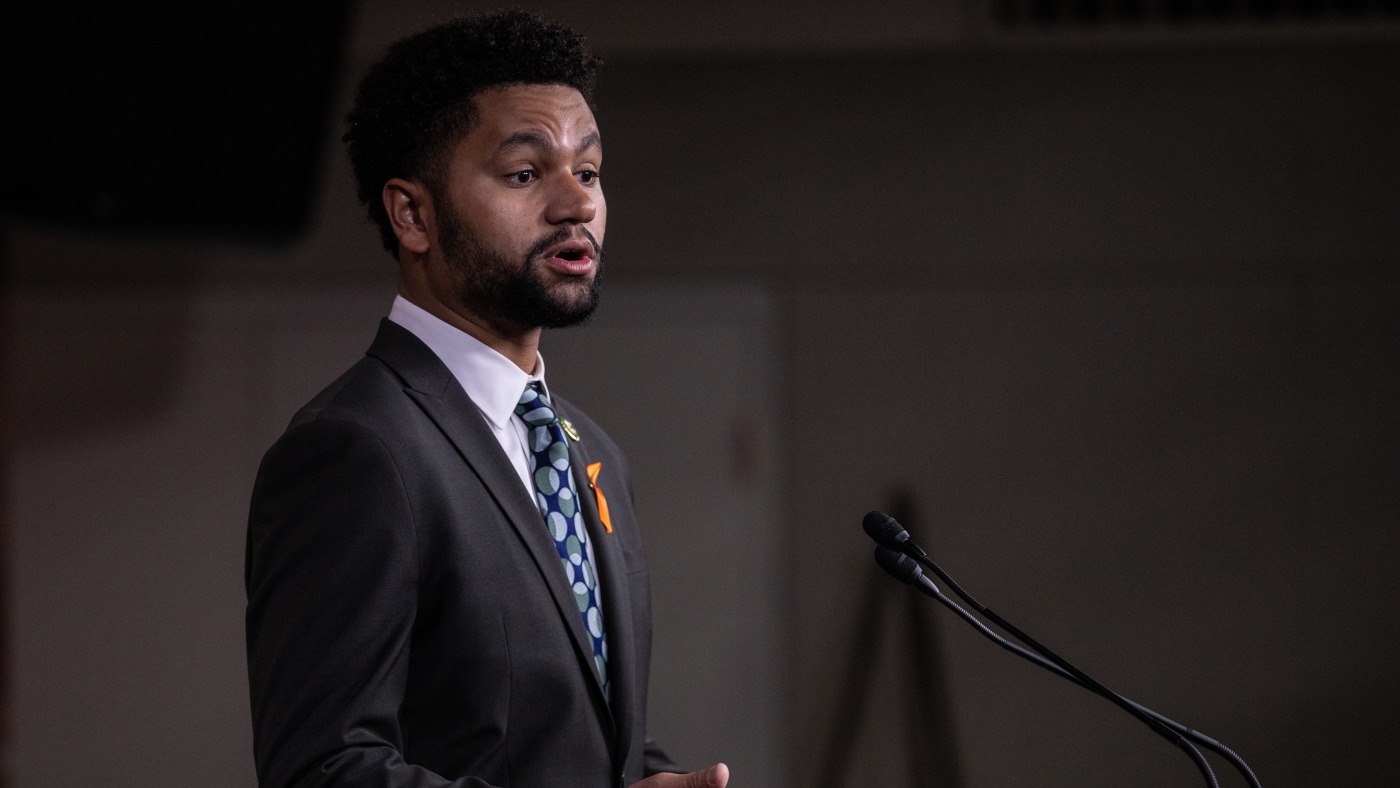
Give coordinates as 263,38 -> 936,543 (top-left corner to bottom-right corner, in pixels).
3,2 -> 1397,787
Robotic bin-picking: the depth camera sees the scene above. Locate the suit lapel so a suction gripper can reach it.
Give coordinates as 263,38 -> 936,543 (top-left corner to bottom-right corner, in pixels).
561,405 -> 638,771
366,320 -> 615,729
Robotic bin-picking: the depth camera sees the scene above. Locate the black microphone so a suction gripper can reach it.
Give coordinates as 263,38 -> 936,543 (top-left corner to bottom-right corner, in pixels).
867,513 -> 1260,788
869,544 -> 1219,788
872,544 -> 929,587
866,511 -> 1259,788
863,510 -> 913,552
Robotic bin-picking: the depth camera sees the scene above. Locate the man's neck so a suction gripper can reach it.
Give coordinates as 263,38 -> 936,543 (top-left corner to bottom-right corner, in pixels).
396,279 -> 540,374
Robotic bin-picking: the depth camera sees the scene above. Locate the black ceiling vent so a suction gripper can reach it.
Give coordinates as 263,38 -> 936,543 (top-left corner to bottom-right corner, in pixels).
994,0 -> 1400,28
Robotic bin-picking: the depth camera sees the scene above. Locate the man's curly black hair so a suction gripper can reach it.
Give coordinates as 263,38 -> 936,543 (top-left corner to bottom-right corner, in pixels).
345,11 -> 602,255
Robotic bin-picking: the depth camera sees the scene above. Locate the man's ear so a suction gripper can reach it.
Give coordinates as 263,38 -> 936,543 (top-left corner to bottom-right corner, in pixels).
383,178 -> 433,255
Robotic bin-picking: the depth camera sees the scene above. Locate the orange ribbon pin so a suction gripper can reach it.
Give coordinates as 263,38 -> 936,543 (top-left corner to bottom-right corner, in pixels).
584,461 -> 612,533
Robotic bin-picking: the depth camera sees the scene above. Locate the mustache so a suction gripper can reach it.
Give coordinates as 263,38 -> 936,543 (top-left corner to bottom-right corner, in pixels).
525,226 -> 601,262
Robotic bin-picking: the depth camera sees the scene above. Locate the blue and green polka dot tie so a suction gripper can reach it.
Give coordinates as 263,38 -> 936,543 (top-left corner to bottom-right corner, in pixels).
515,383 -> 609,696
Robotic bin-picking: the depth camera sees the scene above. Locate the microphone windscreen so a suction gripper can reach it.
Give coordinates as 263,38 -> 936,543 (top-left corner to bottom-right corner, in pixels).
863,511 -> 909,549
874,545 -> 924,585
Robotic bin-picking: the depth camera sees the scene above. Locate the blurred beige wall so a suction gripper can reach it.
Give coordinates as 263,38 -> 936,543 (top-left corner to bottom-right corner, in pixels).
5,3 -> 1398,788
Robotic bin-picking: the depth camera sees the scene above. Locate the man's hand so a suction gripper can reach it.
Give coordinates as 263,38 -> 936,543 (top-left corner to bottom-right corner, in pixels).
629,763 -> 729,788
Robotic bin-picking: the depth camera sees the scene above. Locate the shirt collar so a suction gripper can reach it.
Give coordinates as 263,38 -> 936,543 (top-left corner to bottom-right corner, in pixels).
387,295 -> 548,430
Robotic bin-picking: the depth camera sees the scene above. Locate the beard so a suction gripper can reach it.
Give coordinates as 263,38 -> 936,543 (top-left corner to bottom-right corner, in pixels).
437,200 -> 603,331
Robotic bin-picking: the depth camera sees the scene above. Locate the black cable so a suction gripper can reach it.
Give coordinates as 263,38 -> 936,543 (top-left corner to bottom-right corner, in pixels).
905,568 -> 1221,788
907,548 -> 1259,788
864,511 -> 1258,787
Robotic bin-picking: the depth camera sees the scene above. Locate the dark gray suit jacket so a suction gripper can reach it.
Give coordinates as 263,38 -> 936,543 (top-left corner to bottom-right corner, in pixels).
246,319 -> 678,788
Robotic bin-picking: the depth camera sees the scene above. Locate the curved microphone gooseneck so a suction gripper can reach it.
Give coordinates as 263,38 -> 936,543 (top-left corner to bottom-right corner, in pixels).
866,512 -> 1260,788
864,511 -> 1260,788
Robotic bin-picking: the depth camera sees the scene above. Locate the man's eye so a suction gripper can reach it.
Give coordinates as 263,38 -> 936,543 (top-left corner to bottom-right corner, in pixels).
577,170 -> 599,184
507,170 -> 536,185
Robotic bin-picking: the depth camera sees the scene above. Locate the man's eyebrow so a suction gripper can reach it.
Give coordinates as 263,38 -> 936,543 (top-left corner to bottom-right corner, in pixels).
495,130 -> 601,156
497,130 -> 555,154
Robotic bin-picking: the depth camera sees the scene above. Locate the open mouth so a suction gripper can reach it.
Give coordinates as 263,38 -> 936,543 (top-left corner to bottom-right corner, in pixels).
542,238 -> 597,274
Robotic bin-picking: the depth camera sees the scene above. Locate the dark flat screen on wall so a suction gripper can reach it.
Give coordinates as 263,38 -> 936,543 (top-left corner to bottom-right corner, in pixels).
1,2 -> 351,242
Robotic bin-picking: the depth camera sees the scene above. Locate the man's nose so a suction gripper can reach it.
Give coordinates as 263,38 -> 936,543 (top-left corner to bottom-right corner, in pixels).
544,172 -> 597,225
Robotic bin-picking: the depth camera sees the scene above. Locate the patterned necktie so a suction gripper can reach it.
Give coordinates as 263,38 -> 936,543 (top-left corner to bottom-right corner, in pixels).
515,383 -> 609,697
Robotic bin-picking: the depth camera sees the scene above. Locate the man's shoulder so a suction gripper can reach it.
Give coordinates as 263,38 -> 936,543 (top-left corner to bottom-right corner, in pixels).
285,353 -> 408,434
279,318 -> 449,438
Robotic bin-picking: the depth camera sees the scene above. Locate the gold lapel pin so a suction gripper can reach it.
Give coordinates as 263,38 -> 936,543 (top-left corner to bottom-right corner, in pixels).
560,418 -> 581,442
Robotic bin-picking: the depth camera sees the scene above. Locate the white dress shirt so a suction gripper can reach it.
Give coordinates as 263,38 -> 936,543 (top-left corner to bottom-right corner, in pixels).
387,295 -> 602,596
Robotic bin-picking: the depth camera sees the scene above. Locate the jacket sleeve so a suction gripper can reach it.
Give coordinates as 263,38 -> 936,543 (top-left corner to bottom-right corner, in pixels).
642,738 -> 682,777
245,417 -> 497,788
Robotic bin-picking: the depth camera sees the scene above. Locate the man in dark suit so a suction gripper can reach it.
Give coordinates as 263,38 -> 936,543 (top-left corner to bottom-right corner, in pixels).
244,12 -> 729,788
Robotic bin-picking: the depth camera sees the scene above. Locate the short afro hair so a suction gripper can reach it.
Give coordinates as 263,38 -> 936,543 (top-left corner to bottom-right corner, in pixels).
344,10 -> 601,255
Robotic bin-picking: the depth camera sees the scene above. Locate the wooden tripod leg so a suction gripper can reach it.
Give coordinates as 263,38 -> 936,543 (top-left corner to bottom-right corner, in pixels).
816,563 -> 889,788
892,490 -> 964,788
904,583 -> 964,788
